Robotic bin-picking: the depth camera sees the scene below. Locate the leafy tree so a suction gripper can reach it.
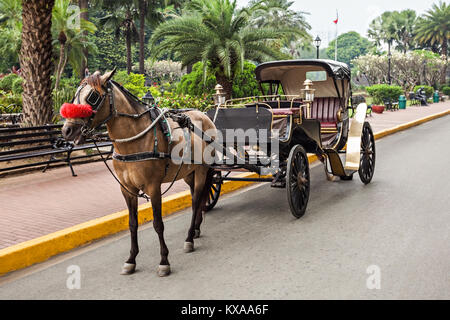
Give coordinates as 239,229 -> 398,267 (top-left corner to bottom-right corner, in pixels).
99,0 -> 139,74
151,0 -> 297,99
87,28 -> 134,72
326,31 -> 373,66
368,11 -> 397,50
52,0 -> 97,90
248,0 -> 311,48
0,0 -> 22,72
415,1 -> 449,83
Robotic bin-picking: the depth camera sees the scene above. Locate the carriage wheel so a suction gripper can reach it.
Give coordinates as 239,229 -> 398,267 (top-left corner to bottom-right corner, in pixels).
205,171 -> 222,212
286,145 -> 310,219
358,122 -> 376,184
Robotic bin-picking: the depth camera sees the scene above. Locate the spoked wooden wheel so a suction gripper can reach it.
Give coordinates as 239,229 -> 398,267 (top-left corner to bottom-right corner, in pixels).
287,145 -> 310,219
205,171 -> 222,212
358,122 -> 376,184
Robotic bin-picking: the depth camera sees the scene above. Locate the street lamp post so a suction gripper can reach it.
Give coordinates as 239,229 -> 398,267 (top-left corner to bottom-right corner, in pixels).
387,40 -> 392,85
314,36 -> 322,59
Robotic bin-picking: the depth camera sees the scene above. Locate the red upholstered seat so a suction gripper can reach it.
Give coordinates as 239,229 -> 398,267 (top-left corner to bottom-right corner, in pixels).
320,122 -> 337,129
271,108 -> 301,115
311,97 -> 341,123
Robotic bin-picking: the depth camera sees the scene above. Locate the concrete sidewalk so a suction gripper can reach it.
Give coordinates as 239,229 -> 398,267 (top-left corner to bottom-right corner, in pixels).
0,102 -> 449,250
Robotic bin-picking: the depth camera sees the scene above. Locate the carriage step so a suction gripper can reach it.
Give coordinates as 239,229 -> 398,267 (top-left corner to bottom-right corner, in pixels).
324,149 -> 354,178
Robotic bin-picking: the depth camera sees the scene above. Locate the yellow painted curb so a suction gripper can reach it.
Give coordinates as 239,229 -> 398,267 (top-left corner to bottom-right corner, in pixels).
1,108 -> 449,275
374,109 -> 450,140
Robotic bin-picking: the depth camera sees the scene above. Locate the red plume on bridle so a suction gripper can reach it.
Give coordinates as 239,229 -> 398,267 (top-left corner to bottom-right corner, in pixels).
60,103 -> 94,119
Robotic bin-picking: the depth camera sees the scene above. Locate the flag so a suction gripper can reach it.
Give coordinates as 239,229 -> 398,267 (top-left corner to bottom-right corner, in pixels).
333,10 -> 338,24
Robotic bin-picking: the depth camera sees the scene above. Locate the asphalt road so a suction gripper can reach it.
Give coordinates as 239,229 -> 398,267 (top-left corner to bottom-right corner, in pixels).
1,116 -> 449,299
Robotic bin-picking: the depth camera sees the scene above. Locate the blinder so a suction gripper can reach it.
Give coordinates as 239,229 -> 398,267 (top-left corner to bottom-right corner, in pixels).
71,82 -> 113,137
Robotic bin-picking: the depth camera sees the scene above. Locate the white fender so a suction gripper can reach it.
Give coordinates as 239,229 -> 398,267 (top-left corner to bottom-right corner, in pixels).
345,103 -> 367,170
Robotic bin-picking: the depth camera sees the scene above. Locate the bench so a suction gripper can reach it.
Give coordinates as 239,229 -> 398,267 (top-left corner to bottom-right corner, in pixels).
0,124 -> 113,177
383,98 -> 399,111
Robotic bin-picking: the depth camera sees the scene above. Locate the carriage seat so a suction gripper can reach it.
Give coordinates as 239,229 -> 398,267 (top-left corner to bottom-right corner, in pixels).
270,98 -> 341,123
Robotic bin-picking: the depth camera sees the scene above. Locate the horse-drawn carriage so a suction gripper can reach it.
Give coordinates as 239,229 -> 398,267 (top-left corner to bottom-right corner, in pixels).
204,59 -> 376,218
60,59 -> 375,276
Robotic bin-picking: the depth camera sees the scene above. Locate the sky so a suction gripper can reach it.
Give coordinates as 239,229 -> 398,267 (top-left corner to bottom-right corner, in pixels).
236,0 -> 440,46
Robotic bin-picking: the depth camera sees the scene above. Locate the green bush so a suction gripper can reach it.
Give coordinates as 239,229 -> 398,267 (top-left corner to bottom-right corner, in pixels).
113,71 -> 148,98
113,70 -> 129,86
414,85 -> 434,98
232,62 -> 260,98
0,73 -> 20,92
11,76 -> 23,94
442,86 -> 450,96
177,62 -> 217,97
158,91 -> 212,111
366,84 -> 403,105
0,90 -> 22,110
177,61 -> 261,98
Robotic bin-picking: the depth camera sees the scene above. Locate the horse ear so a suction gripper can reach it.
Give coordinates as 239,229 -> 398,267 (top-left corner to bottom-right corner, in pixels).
100,68 -> 116,84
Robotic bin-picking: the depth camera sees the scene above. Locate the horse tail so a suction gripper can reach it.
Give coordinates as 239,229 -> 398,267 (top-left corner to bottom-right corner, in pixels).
200,168 -> 215,213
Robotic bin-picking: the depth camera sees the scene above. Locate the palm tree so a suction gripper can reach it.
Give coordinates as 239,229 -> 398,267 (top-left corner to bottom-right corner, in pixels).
100,0 -> 139,74
368,11 -> 397,50
52,0 -> 97,90
392,10 -> 418,53
20,0 -> 55,126
415,1 -> 449,83
150,0 -> 297,99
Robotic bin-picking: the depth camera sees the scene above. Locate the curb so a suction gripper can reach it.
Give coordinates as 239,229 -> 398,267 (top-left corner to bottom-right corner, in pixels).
1,108 -> 449,275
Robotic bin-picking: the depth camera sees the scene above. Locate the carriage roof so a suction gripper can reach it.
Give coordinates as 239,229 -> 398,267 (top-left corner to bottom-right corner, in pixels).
255,59 -> 351,81
254,59 -> 351,99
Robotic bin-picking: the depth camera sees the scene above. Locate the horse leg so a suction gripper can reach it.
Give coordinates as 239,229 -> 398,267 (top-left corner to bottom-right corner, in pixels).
184,168 -> 213,252
184,172 -> 200,240
194,168 -> 213,239
147,184 -> 171,277
120,189 -> 139,275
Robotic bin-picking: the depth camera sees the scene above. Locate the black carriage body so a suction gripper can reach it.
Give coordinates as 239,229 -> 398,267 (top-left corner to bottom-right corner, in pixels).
207,59 -> 353,164
204,59 -> 375,217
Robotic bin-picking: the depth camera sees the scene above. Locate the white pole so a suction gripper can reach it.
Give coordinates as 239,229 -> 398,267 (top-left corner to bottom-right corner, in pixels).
335,10 -> 338,61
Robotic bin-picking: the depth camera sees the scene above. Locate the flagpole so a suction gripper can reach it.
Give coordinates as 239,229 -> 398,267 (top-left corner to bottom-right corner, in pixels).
335,10 -> 338,61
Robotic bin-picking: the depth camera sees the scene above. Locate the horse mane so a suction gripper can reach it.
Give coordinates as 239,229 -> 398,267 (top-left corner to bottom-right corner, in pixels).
80,73 -> 104,93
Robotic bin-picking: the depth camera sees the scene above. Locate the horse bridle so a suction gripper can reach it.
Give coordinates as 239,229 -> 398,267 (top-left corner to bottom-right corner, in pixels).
70,80 -> 115,138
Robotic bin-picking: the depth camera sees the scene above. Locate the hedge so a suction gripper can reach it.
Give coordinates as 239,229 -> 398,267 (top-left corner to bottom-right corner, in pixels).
366,84 -> 403,105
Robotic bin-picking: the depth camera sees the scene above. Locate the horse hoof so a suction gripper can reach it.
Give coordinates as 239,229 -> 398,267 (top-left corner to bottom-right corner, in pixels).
194,229 -> 201,239
157,265 -> 171,277
120,263 -> 136,275
184,241 -> 194,253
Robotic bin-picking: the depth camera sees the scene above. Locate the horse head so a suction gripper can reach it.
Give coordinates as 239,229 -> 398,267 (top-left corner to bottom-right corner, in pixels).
61,69 -> 116,144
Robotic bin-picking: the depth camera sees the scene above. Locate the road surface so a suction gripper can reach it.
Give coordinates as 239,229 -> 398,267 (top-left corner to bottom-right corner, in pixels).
1,116 -> 449,299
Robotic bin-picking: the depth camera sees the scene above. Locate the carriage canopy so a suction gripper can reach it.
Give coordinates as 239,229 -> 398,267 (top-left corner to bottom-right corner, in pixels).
255,59 -> 351,99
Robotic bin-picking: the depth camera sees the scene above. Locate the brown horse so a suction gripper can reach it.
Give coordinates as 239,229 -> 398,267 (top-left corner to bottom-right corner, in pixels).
61,70 -> 217,277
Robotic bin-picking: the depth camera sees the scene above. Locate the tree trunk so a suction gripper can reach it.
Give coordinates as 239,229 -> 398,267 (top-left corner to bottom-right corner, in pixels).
79,0 -> 88,79
54,32 -> 67,91
20,0 -> 55,126
215,74 -> 233,101
126,30 -> 132,74
138,0 -> 146,75
441,40 -> 448,84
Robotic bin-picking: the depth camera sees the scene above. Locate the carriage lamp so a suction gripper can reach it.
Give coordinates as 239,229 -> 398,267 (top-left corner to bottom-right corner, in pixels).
213,84 -> 226,106
302,79 -> 315,118
143,90 -> 155,105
